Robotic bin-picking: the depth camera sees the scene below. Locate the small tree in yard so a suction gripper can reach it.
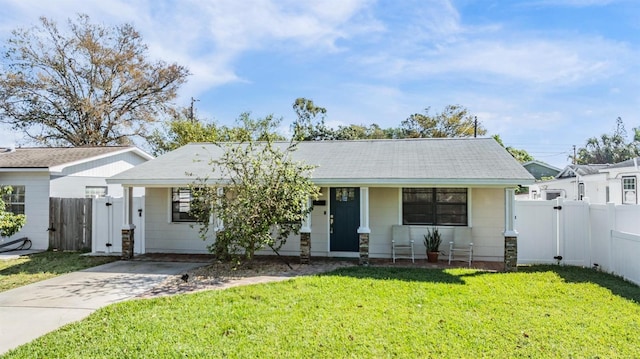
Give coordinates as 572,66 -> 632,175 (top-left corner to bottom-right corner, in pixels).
0,186 -> 26,238
190,120 -> 319,262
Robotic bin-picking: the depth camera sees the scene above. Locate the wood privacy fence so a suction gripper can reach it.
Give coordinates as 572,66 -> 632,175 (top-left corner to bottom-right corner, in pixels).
48,197 -> 92,251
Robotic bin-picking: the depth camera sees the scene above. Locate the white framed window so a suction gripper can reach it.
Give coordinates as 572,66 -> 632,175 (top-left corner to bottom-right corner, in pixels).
171,187 -> 198,222
2,185 -> 25,215
402,188 -> 468,226
622,176 -> 636,204
85,186 -> 108,198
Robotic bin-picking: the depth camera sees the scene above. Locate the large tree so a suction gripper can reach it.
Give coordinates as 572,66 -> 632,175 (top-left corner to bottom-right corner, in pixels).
0,186 -> 26,238
574,117 -> 640,164
291,97 -> 334,141
401,105 -> 487,138
493,135 -> 534,163
148,110 -> 285,156
190,117 -> 318,261
0,14 -> 189,146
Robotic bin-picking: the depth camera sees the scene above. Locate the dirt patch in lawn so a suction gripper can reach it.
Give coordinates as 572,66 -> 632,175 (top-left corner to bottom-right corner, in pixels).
136,257 -> 357,298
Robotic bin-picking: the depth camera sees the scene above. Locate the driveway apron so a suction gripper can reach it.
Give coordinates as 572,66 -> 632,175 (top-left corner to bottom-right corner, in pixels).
0,260 -> 207,354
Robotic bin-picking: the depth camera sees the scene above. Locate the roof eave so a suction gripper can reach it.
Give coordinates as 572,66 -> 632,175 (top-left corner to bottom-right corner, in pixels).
107,177 -> 535,187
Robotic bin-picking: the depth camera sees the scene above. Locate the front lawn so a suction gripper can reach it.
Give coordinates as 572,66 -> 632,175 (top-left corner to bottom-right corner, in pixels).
0,251 -> 118,292
3,265 -> 639,358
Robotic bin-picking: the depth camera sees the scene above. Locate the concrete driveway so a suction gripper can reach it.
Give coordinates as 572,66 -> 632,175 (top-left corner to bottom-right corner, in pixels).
0,260 -> 208,354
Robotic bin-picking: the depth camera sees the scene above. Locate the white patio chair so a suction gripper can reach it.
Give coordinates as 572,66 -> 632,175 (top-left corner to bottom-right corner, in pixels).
391,225 -> 414,263
448,227 -> 473,267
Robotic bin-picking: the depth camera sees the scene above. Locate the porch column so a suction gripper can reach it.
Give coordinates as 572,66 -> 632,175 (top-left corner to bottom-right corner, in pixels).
503,188 -> 518,272
214,187 -> 224,232
121,186 -> 135,260
300,197 -> 312,264
357,187 -> 371,266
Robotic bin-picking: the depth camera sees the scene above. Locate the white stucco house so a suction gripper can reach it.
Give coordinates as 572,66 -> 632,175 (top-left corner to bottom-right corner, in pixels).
108,138 -> 534,268
0,146 -> 153,250
527,158 -> 640,205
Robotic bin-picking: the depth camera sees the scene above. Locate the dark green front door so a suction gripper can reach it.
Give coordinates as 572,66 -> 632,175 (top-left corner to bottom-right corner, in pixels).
330,187 -> 360,252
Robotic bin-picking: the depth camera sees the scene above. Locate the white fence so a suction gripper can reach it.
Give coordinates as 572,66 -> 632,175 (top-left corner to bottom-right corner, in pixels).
516,198 -> 640,286
92,196 -> 145,254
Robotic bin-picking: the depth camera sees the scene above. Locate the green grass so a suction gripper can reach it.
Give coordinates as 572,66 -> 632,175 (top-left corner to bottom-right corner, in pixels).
3,265 -> 640,358
0,251 -> 118,292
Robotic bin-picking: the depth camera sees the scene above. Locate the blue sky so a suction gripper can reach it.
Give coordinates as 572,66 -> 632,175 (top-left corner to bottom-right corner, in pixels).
0,0 -> 638,168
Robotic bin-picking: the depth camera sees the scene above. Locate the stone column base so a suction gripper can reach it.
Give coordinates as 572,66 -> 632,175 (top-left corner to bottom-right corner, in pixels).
300,232 -> 311,264
122,228 -> 135,260
504,236 -> 517,272
359,233 -> 369,266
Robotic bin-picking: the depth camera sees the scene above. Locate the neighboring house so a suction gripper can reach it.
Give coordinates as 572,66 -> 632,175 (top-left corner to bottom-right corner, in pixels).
522,160 -> 561,180
0,146 -> 153,249
526,159 -> 640,204
108,138 -> 534,265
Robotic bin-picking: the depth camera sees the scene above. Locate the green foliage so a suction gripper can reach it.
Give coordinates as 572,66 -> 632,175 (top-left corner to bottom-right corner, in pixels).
423,227 -> 442,252
0,251 -> 118,292
0,186 -> 26,238
191,116 -> 319,260
401,104 -> 487,138
6,266 -> 639,358
149,111 -> 285,156
493,134 -> 534,163
0,14 -> 189,146
574,117 -> 640,164
291,97 -> 334,141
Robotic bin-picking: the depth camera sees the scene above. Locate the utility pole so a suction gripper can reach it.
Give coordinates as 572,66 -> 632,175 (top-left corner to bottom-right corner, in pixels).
189,97 -> 199,122
573,145 -> 577,165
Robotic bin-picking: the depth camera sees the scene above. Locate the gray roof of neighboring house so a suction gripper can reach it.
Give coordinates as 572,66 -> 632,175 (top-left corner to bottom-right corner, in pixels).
606,157 -> 640,169
556,164 -> 611,178
0,146 -> 151,169
108,138 -> 535,187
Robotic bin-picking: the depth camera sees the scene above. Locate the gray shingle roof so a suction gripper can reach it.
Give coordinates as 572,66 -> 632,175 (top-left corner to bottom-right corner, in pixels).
0,147 -> 137,169
109,138 -> 534,186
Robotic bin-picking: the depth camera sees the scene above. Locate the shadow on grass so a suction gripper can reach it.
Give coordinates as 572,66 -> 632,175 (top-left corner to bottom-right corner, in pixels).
319,266 -> 466,284
0,251 -> 117,276
519,265 -> 640,304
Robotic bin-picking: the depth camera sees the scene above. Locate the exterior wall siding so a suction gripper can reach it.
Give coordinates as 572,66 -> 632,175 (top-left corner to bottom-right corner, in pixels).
0,172 -> 50,250
50,151 -> 148,198
144,187 -> 212,253
139,186 -> 507,261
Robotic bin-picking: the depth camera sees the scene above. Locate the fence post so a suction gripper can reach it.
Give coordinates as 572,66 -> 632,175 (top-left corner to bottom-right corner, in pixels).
607,202 -> 616,274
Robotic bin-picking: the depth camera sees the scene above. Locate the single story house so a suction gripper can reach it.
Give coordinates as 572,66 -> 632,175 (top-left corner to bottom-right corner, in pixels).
0,146 -> 153,249
108,138 -> 534,268
527,159 -> 640,204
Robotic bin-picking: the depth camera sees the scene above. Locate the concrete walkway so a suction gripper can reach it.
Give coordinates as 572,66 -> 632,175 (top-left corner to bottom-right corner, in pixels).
0,260 -> 208,354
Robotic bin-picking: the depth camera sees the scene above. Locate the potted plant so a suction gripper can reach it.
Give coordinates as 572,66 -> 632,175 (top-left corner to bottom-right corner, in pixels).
424,228 -> 442,263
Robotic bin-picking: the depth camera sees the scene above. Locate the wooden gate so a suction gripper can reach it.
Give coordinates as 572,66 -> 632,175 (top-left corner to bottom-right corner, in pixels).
48,197 -> 92,251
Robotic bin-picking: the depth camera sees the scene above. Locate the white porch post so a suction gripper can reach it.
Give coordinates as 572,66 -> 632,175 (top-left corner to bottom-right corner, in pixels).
503,188 -> 518,271
357,187 -> 371,265
214,187 -> 224,231
504,188 -> 517,237
121,186 -> 135,260
300,197 -> 312,264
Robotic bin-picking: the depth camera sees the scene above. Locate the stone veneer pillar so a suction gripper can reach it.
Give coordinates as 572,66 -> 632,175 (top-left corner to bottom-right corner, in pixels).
122,227 -> 135,260
300,232 -> 311,264
359,233 -> 369,266
504,236 -> 517,272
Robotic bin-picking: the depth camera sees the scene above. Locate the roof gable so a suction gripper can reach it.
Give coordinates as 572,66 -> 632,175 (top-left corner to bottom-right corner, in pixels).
109,138 -> 535,186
